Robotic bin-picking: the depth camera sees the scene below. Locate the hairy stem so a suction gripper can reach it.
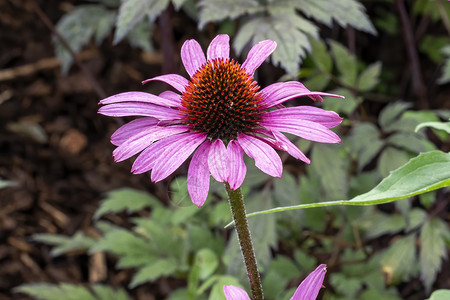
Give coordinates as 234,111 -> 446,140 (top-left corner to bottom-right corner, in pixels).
226,184 -> 263,300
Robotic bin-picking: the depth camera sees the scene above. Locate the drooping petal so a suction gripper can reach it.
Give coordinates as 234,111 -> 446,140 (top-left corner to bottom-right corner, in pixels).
251,128 -> 288,151
151,132 -> 207,182
188,141 -> 212,207
98,102 -> 183,120
260,81 -> 345,109
241,40 -> 277,75
113,125 -> 191,162
208,139 -> 230,182
159,90 -> 182,107
227,140 -> 246,190
260,118 -> 341,144
223,285 -> 251,300
237,133 -> 282,178
291,264 -> 327,300
111,117 -> 158,146
142,74 -> 189,93
207,34 -> 230,60
181,39 -> 207,77
272,131 -> 310,164
263,106 -> 343,128
100,91 -> 175,108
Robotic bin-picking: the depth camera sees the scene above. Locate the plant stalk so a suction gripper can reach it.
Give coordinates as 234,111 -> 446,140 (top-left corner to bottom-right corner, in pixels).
225,184 -> 263,300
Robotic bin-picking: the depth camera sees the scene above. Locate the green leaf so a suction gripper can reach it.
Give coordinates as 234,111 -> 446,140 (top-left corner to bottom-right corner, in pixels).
330,273 -> 362,298
15,283 -> 130,300
303,72 -> 331,91
194,248 -> 219,280
207,275 -> 243,300
240,151 -> 450,220
357,61 -> 382,91
378,102 -> 412,130
0,179 -> 17,189
129,258 -> 178,288
420,218 -> 450,293
416,121 -> 450,135
299,0 -> 376,34
94,188 -> 161,220
387,133 -> 436,154
419,36 -> 450,63
114,0 -> 169,44
298,171 -> 327,232
225,190 -> 276,280
90,285 -> 131,300
89,228 -> 156,268
321,87 -> 361,115
378,147 -> 410,178
125,19 -> 154,52
380,235 -> 417,285
360,289 -> 402,300
308,37 -> 332,72
349,122 -> 383,170
32,232 -> 96,257
262,256 -> 299,299
55,5 -> 115,74
357,210 -> 406,239
170,177 -> 192,205
427,290 -> 450,300
197,0 -> 261,28
407,208 -> 427,232
311,144 -> 349,200
438,45 -> 450,84
133,218 -> 183,258
234,13 -> 314,75
329,41 -> 358,87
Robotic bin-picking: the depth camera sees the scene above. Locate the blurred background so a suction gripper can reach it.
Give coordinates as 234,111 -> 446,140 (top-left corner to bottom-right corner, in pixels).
0,0 -> 449,299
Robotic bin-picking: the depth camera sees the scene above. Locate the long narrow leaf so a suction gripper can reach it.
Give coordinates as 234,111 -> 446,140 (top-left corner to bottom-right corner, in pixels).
237,151 -> 449,223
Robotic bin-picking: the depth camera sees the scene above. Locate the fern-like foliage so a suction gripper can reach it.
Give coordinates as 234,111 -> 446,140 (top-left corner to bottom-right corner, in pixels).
438,45 -> 450,84
200,0 -> 376,75
197,0 -> 262,28
54,5 -> 116,74
15,283 -> 131,300
114,0 -> 169,44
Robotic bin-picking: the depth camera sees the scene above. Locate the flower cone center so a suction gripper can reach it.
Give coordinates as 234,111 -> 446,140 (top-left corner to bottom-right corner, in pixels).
181,58 -> 263,141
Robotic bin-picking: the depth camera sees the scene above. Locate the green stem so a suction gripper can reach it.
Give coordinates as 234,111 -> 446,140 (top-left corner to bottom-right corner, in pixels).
225,184 -> 263,300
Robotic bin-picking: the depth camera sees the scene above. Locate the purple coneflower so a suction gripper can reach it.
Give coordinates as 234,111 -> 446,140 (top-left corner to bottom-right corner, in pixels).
99,35 -> 343,207
223,264 -> 327,300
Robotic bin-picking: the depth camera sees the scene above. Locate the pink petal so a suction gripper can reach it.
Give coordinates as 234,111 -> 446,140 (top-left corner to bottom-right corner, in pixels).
100,91 -> 175,108
188,141 -> 212,207
151,132 -> 207,182
208,139 -> 230,182
181,39 -> 206,78
264,107 -> 343,128
260,118 -> 341,144
111,118 -> 159,146
227,140 -> 246,190
98,102 -> 183,120
113,125 -> 190,162
207,34 -> 230,60
291,264 -> 327,300
223,285 -> 251,300
237,133 -> 282,178
131,135 -> 178,174
260,81 -> 345,109
251,128 -> 288,151
272,131 -> 310,164
159,90 -> 182,107
142,74 -> 189,93
241,40 -> 277,75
